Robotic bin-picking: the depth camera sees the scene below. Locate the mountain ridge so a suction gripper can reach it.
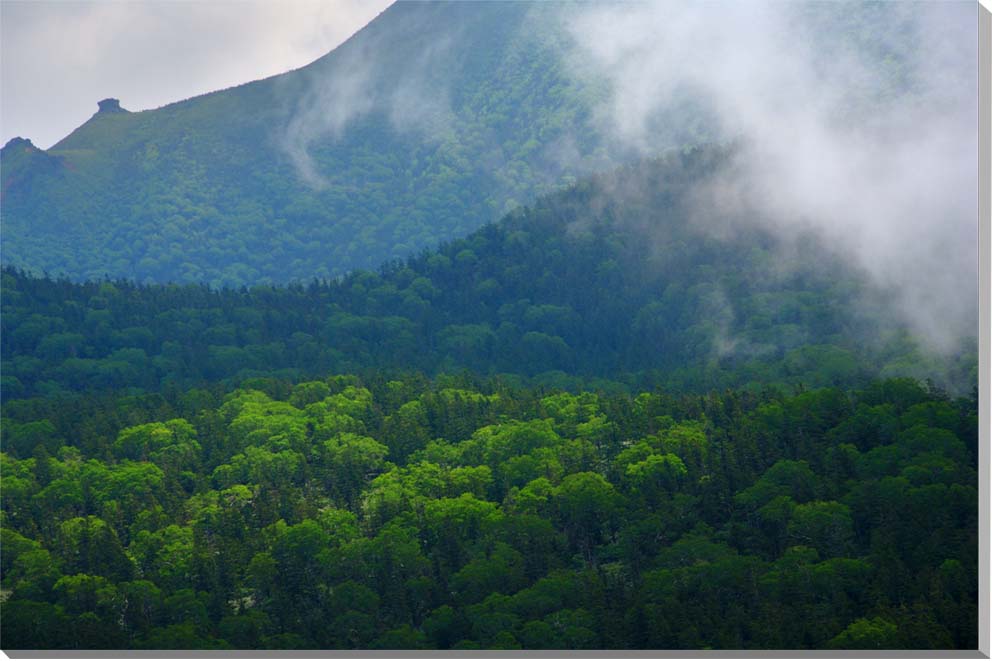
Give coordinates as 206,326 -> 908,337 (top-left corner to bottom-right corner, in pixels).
3,1 -> 619,286
1,1 -> 963,294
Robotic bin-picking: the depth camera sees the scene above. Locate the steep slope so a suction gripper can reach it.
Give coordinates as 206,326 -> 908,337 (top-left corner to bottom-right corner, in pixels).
2,147 -> 974,400
0,1 -> 932,287
1,2 -> 615,286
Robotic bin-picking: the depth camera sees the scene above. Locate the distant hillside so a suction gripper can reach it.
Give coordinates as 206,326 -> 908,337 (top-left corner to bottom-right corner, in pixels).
1,2 -> 613,286
2,148 -> 975,400
0,1 -> 928,287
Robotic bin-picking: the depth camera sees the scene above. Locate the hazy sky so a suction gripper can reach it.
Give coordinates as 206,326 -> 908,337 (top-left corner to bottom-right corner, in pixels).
0,0 -> 392,149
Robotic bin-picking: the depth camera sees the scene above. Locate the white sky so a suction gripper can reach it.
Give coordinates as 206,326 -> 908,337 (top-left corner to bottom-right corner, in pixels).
0,0 -> 392,149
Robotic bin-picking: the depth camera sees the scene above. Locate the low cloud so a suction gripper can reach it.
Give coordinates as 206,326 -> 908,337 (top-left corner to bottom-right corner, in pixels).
562,1 -> 978,354
278,4 -> 461,188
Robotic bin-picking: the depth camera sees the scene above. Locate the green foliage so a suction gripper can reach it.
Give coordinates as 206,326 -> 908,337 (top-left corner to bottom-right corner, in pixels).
1,3 -> 613,287
829,617 -> 899,649
3,151 -> 973,403
0,374 -> 977,649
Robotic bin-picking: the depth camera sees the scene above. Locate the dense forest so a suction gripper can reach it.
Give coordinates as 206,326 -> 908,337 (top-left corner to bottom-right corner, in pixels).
2,151 -> 975,404
0,372 -> 978,649
0,148 -> 980,650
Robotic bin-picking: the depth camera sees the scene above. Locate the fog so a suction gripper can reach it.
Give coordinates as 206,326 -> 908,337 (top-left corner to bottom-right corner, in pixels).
279,4 -> 463,188
561,1 -> 978,354
278,1 -> 977,356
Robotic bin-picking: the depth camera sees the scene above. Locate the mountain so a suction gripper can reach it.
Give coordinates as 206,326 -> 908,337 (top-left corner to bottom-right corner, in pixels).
0,1 -> 929,288
2,148 -> 974,401
1,2 -> 617,286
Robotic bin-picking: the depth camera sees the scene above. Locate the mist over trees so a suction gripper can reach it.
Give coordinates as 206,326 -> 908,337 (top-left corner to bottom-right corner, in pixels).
2,152 -> 977,403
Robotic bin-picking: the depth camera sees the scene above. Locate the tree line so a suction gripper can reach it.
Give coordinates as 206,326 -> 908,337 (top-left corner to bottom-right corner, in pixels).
3,152 -> 974,403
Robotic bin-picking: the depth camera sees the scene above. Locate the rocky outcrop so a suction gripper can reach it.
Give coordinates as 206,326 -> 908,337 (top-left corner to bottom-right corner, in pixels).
96,98 -> 128,114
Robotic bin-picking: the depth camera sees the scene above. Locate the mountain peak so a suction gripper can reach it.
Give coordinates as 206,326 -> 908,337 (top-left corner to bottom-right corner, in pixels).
96,98 -> 127,114
2,136 -> 37,153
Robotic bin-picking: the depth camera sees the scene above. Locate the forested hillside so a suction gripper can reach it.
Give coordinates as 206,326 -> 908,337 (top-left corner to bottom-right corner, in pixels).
0,373 -> 978,649
1,1 -> 929,286
2,150 -> 974,402
1,2 -> 612,286
2,152 -> 978,649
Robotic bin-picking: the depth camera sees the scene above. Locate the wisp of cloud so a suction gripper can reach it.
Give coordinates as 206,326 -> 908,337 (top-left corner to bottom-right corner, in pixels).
563,1 -> 978,355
